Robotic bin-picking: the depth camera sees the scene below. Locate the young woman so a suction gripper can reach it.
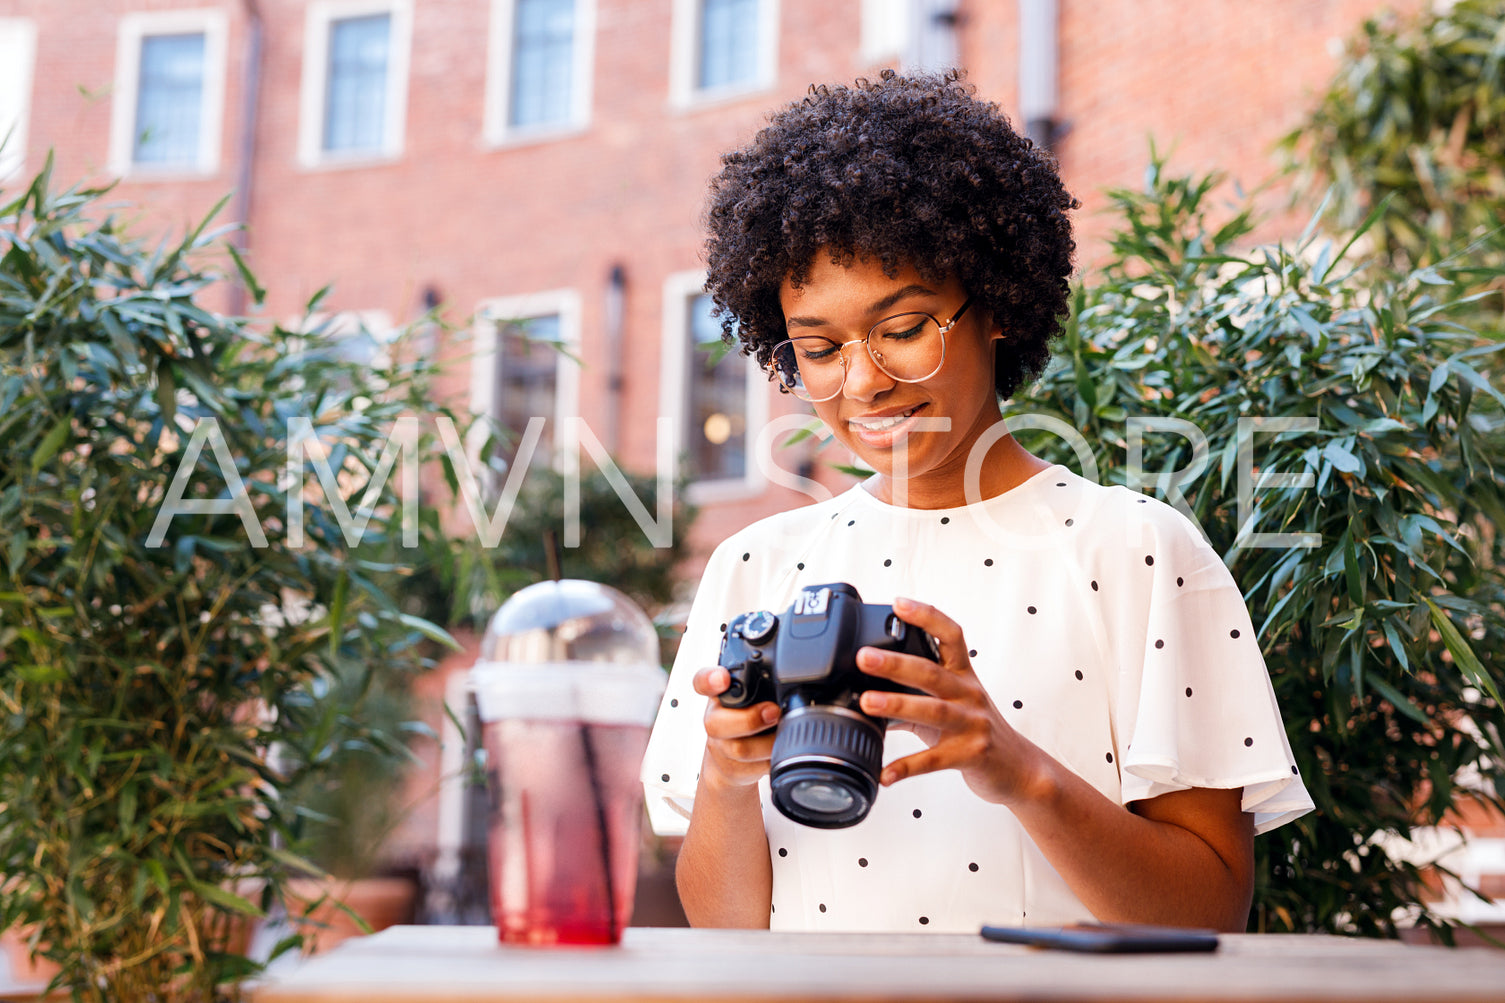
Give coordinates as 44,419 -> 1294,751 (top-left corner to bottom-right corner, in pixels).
641,71 -> 1312,933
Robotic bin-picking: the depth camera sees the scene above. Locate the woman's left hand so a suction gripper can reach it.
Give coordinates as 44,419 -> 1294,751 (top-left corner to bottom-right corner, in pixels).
856,596 -> 1047,807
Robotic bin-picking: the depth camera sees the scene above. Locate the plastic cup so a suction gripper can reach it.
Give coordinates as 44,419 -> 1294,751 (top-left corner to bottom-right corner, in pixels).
471,582 -> 665,947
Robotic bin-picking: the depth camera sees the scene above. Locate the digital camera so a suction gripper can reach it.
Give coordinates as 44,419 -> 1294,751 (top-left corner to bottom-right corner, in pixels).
717,583 -> 938,828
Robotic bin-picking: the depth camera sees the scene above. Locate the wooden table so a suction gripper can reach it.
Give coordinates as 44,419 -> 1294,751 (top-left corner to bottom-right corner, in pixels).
250,924 -> 1505,1003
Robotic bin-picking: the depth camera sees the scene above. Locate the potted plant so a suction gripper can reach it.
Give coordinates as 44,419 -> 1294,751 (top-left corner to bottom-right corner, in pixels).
1017,156 -> 1505,939
0,161 -> 452,1000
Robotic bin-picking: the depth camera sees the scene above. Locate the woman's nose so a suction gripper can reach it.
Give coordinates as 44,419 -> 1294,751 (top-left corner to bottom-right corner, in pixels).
840,340 -> 895,401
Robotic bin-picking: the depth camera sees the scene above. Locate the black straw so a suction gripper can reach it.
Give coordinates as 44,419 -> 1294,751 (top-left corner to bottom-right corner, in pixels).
578,724 -> 618,938
544,528 -> 563,582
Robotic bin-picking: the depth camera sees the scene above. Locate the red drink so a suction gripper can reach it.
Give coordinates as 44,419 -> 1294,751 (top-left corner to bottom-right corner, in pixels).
482,718 -> 652,946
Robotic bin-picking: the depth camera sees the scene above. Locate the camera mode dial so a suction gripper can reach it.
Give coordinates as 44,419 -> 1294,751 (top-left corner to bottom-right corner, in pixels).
741,610 -> 777,644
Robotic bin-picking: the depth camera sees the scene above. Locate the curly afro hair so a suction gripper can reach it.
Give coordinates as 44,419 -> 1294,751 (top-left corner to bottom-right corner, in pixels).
703,69 -> 1078,401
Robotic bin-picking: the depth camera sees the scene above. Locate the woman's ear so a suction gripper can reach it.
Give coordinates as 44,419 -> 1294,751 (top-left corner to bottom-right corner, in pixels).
975,304 -> 1004,342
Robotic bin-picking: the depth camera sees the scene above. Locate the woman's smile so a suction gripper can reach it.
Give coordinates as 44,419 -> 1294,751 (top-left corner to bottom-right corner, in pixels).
848,403 -> 929,441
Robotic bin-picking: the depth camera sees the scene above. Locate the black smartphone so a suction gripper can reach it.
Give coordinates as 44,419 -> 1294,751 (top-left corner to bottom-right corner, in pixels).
980,922 -> 1219,954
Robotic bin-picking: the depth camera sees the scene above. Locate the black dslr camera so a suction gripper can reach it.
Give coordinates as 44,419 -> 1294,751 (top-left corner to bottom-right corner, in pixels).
717,583 -> 938,828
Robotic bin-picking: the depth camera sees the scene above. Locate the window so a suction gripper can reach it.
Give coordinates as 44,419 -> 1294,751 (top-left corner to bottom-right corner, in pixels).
686,293 -> 748,481
324,14 -> 390,152
670,0 -> 778,106
698,0 -> 756,89
0,18 -> 36,181
471,291 -> 583,478
905,0 -> 959,72
660,272 -> 767,499
109,10 -> 228,175
135,34 -> 206,165
860,0 -> 908,65
485,0 -> 595,143
299,1 -> 412,166
493,313 -> 563,472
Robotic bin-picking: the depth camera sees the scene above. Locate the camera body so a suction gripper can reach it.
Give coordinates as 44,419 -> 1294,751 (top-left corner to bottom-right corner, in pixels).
717,582 -> 937,828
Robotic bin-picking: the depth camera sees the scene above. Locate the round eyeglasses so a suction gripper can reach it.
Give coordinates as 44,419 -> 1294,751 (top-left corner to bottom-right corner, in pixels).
767,297 -> 974,403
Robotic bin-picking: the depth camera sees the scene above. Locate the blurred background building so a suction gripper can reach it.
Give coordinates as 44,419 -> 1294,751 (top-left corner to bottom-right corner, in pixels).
0,0 -> 1427,562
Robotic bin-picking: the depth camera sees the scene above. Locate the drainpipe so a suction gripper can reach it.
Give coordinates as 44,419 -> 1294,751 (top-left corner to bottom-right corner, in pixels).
603,264 -> 626,453
228,0 -> 263,317
1019,0 -> 1059,150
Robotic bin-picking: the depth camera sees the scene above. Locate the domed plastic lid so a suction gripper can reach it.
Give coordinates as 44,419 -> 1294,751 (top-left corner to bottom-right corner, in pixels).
471,580 -> 664,725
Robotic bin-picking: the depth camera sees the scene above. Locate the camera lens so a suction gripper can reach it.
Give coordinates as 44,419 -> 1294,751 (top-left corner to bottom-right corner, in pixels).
788,778 -> 856,814
768,705 -> 883,828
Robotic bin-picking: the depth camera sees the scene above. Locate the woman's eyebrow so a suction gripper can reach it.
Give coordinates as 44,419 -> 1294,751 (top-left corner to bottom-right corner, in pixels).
785,284 -> 938,329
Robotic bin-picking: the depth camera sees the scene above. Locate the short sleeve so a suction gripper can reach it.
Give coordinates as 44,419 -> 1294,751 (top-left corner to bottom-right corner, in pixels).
639,537 -> 745,836
1109,499 -> 1315,835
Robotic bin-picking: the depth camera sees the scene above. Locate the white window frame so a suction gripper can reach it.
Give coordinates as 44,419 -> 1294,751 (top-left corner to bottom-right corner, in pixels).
860,0 -> 908,65
0,18 -> 36,182
668,0 -> 779,110
108,9 -> 228,177
298,0 -> 412,169
469,289 -> 584,475
659,270 -> 768,503
483,0 -> 596,147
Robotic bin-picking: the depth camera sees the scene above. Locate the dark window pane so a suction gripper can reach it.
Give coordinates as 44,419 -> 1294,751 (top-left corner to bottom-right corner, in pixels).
510,0 -> 575,127
687,294 -> 747,481
134,33 -> 205,165
494,313 -> 561,473
324,13 -> 390,153
698,0 -> 758,90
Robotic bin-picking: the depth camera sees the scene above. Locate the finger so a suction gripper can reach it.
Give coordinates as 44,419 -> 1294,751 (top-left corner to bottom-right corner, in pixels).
856,645 -> 954,696
713,731 -> 779,764
892,597 -> 969,662
692,665 -> 731,697
877,745 -> 954,786
703,700 -> 781,740
858,688 -> 959,730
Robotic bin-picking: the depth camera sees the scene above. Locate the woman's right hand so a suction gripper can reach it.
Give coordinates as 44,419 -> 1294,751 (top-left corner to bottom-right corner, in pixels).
693,666 -> 781,790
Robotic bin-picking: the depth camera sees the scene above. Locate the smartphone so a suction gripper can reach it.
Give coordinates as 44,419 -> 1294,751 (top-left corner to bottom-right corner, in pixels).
980,922 -> 1219,954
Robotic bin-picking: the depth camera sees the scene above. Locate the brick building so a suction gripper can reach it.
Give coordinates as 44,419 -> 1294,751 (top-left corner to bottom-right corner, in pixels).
0,0 -> 1429,560
10,0 -> 1498,935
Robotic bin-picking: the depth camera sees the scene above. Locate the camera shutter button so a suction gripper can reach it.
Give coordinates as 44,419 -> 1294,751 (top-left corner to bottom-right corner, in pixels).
885,614 -> 907,642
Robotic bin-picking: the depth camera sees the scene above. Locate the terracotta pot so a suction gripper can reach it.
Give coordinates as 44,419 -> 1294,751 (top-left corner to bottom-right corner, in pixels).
0,927 -> 60,990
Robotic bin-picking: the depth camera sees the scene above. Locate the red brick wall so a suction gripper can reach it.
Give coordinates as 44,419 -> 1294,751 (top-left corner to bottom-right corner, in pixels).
966,0 -> 1428,264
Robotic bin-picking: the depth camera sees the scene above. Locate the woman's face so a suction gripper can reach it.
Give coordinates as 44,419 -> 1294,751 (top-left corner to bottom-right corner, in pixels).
777,253 -> 1004,508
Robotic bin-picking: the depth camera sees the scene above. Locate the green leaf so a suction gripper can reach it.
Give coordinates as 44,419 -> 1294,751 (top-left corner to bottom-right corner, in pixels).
327,570 -> 349,657
1323,440 -> 1363,474
1368,674 -> 1430,726
1344,531 -> 1364,605
29,416 -> 69,473
1424,597 -> 1502,706
155,357 -> 177,427
266,847 -> 325,878
397,613 -> 459,650
189,881 -> 266,918
15,664 -> 66,684
1361,417 -> 1407,435
1333,191 -> 1397,265
1382,619 -> 1411,675
118,784 -> 138,830
224,243 -> 265,307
